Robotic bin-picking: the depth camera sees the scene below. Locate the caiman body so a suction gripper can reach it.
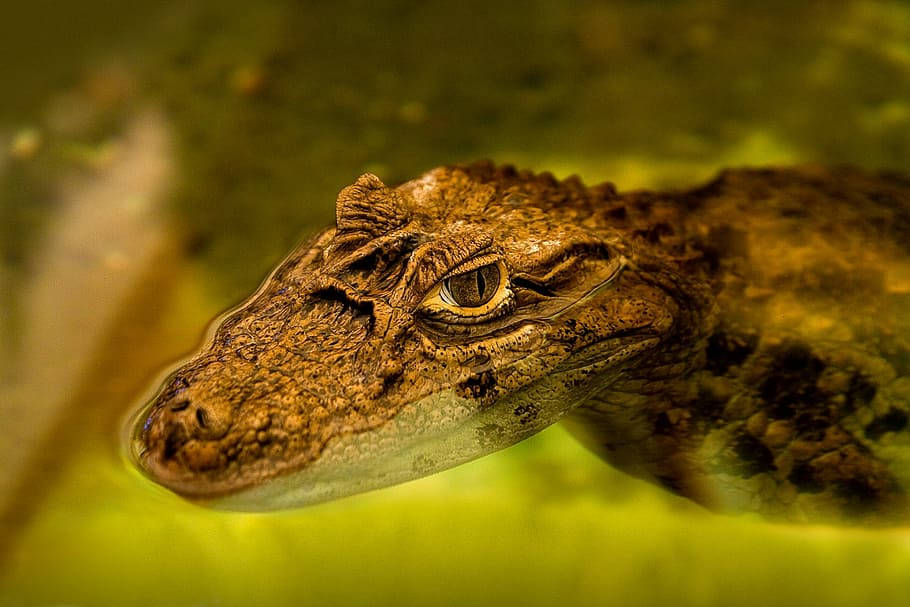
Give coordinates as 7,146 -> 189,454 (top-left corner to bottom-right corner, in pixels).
130,162 -> 910,523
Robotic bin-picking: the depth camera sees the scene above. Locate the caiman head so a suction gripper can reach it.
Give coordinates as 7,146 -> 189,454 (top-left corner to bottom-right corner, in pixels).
130,162 -> 702,510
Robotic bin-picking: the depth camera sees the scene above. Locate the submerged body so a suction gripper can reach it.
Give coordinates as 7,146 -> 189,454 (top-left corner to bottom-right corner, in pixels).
130,162 -> 910,523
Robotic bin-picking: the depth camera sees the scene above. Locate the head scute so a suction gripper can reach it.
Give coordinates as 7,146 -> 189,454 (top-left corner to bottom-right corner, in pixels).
335,173 -> 411,239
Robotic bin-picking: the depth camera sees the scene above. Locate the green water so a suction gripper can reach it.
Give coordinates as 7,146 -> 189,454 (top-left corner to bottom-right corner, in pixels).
2,1 -> 910,605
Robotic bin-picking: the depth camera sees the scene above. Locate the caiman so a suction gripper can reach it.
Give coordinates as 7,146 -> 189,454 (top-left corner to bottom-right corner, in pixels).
128,162 -> 910,524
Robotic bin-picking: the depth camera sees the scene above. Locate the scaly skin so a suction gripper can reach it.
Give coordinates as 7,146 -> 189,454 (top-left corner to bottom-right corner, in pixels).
129,162 -> 910,523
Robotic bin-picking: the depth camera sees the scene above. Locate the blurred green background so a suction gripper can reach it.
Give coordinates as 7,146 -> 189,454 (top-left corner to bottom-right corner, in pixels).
2,1 -> 910,605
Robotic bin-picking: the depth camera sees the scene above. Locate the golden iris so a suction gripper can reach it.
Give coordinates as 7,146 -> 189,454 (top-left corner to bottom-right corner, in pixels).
441,263 -> 501,307
420,259 -> 512,319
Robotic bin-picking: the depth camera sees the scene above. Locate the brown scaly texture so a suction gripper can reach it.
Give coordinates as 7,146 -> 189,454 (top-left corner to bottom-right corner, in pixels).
132,161 -> 910,523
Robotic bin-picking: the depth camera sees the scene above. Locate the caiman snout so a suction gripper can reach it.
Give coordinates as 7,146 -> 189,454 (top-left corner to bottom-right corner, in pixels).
129,268 -> 407,500
137,382 -> 241,483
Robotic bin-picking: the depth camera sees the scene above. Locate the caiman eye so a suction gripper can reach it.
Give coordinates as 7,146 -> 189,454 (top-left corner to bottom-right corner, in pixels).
442,263 -> 500,307
420,259 -> 513,323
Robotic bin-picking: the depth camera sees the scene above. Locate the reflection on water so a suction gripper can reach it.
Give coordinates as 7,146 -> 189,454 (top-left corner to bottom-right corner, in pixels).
2,1 -> 910,605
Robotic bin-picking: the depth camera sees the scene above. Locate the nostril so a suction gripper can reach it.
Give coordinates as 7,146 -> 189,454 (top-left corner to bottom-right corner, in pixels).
170,400 -> 190,412
195,407 -> 209,428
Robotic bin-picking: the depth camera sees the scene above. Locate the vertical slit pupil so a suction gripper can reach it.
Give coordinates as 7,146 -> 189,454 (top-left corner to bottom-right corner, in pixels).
447,263 -> 500,307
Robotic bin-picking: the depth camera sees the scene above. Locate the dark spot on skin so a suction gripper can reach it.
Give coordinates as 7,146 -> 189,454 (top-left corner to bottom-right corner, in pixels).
730,434 -> 776,478
794,413 -> 829,441
691,384 -> 727,422
705,330 -> 758,375
865,408 -> 909,440
833,478 -> 881,514
605,205 -> 627,221
170,400 -> 190,412
460,370 -> 496,399
632,198 -> 652,215
380,367 -> 404,392
654,411 -> 673,435
640,222 -> 675,244
513,403 -> 540,425
788,462 -> 824,493
846,373 -> 878,413
758,342 -> 826,419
